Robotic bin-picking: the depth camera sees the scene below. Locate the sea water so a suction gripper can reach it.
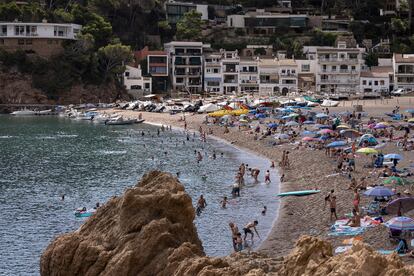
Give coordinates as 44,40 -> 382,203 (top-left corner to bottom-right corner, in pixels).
0,116 -> 279,275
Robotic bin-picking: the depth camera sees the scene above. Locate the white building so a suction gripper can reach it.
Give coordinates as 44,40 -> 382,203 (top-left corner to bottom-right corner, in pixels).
204,52 -> 223,94
222,50 -> 240,94
278,59 -> 298,95
164,41 -> 208,93
393,53 -> 414,91
165,1 -> 208,24
239,58 -> 259,93
360,66 -> 392,95
0,21 -> 81,57
124,65 -> 152,96
258,58 -> 299,95
313,41 -> 365,95
296,59 -> 317,92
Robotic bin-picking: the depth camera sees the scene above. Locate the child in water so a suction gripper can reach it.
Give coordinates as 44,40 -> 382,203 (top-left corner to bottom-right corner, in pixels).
235,233 -> 243,252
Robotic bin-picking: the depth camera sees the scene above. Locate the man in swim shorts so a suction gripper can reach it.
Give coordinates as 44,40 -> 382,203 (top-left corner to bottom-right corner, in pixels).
243,220 -> 260,242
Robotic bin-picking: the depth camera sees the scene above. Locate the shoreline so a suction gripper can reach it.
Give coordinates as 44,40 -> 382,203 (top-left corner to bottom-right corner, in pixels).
106,96 -> 414,259
144,119 -> 281,252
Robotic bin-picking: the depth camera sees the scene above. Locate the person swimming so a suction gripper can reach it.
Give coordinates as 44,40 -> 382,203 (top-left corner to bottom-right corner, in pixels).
261,206 -> 267,215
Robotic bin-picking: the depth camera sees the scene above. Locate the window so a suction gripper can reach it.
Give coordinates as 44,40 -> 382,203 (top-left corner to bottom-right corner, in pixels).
374,81 -> 378,85
351,66 -> 356,71
26,26 -> 37,36
145,83 -> 150,89
176,78 -> 184,83
213,68 -> 219,73
301,64 -> 310,72
15,26 -> 24,36
332,66 -> 336,71
363,80 -> 366,85
1,26 -> 6,36
292,70 -> 295,74
54,26 -> 67,37
369,81 -> 372,85
18,39 -> 24,45
340,54 -> 345,59
125,72 -> 130,77
380,80 -> 385,85
282,70 -> 286,74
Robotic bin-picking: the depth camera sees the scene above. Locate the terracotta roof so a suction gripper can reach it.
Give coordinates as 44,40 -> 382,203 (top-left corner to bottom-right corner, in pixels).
394,53 -> 414,63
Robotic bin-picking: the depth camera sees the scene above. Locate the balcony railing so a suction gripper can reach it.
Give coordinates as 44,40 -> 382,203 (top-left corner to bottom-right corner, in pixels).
224,80 -> 238,83
319,58 -> 359,63
224,68 -> 238,73
280,73 -> 296,77
260,80 -> 279,84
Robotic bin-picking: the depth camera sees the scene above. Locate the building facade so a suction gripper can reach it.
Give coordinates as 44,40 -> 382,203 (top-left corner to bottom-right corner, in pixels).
239,58 -> 259,93
164,41 -> 207,93
123,65 -> 152,98
393,53 -> 414,91
313,41 -> 365,94
221,50 -> 240,94
360,66 -> 392,94
165,1 -> 208,24
0,21 -> 81,58
204,52 -> 223,94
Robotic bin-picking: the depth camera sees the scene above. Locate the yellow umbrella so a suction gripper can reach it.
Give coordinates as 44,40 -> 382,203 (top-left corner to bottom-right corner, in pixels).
239,119 -> 248,123
356,148 -> 378,155
378,122 -> 390,126
336,125 -> 350,130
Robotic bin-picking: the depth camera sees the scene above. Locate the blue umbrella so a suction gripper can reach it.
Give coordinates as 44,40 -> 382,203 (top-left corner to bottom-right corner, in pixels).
384,154 -> 403,160
301,130 -> 315,136
319,135 -> 330,140
255,113 -> 266,119
385,216 -> 414,231
285,121 -> 299,127
267,123 -> 278,128
327,141 -> 347,148
282,115 -> 292,119
405,109 -> 414,114
316,113 -> 329,118
303,120 -> 315,124
364,186 -> 395,197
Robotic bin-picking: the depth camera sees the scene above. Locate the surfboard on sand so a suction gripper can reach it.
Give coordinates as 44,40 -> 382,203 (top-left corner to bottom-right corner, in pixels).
277,190 -> 321,197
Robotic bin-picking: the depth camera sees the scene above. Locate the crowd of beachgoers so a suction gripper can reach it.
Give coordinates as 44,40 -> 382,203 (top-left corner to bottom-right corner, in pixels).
105,96 -> 414,262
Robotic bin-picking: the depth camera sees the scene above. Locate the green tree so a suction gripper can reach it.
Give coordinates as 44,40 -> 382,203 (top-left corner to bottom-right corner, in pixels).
364,52 -> 378,68
52,8 -> 74,23
98,43 -> 132,82
0,2 -> 21,21
176,10 -> 202,41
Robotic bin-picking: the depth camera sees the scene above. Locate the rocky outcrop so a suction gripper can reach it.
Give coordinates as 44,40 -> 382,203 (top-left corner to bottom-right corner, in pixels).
0,72 -> 130,105
40,171 -> 414,276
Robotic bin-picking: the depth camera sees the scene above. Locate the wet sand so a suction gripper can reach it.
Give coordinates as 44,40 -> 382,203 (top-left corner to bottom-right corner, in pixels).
106,96 -> 414,260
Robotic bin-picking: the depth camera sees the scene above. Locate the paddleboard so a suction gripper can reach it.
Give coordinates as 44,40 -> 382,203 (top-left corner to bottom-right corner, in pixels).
277,190 -> 321,197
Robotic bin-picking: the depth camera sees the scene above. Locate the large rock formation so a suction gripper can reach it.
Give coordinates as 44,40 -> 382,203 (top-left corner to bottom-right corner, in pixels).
41,171 -> 414,276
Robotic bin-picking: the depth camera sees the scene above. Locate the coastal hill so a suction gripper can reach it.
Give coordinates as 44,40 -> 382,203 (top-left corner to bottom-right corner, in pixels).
40,171 -> 414,275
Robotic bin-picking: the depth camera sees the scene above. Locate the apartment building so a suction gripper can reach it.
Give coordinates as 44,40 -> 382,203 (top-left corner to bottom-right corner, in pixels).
135,46 -> 169,93
239,58 -> 259,93
258,59 -> 280,95
312,41 -> 365,94
360,66 -> 392,94
221,50 -> 240,94
164,41 -> 208,93
165,1 -> 208,24
0,21 -> 81,58
296,59 -> 317,92
204,52 -> 223,94
393,53 -> 414,91
227,10 -> 308,35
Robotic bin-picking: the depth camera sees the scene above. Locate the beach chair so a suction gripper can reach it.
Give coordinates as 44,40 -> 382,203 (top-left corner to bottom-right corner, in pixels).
362,201 -> 381,216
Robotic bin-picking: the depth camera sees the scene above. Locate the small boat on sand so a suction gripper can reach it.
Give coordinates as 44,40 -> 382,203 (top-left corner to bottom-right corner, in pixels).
105,116 -> 137,125
10,109 -> 37,116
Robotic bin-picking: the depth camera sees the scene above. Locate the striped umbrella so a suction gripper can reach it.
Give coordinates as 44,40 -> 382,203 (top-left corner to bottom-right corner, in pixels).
385,216 -> 414,231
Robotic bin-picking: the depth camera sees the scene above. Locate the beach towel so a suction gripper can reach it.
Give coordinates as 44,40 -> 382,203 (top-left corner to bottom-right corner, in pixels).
329,220 -> 365,236
377,250 -> 407,257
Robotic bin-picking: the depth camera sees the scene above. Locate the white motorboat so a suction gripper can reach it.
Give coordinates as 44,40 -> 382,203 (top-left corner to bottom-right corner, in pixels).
10,109 -> 37,116
105,116 -> 137,125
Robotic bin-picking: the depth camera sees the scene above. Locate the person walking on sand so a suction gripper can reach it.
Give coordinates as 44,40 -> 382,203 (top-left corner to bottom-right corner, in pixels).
264,170 -> 271,184
270,161 -> 275,168
353,189 -> 360,213
229,222 -> 239,252
329,196 -> 338,222
243,220 -> 260,242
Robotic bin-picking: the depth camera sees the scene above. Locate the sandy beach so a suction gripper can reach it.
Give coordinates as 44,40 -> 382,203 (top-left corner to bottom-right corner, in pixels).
106,96 -> 414,260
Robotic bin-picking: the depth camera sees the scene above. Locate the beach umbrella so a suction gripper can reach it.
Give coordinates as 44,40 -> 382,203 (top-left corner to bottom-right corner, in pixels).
319,129 -> 333,134
316,113 -> 329,118
255,113 -> 266,119
340,129 -> 360,138
386,198 -> 414,215
302,136 -> 316,142
267,123 -> 278,129
239,119 -> 248,123
378,122 -> 391,126
319,135 -> 330,140
285,121 -> 299,127
384,154 -> 403,160
336,125 -> 350,130
356,148 -> 378,155
327,141 -> 347,148
364,186 -> 395,197
303,120 -> 315,125
374,124 -> 388,129
385,216 -> 414,231
408,118 -> 414,123
301,130 -> 316,136
383,176 -> 406,186
274,134 -> 290,140
405,109 -> 414,114
374,143 -> 386,149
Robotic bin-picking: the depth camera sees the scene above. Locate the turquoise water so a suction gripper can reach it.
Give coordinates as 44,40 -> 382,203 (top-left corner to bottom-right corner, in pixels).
0,116 -> 279,275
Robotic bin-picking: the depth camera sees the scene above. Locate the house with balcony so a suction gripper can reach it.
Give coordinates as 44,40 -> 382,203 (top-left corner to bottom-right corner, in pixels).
393,53 -> 414,91
134,46 -> 169,93
296,59 -> 317,92
0,21 -> 81,58
239,58 -> 259,94
123,65 -> 152,98
221,50 -> 240,94
258,59 -> 280,95
204,52 -> 223,94
360,66 -> 392,95
314,41 -> 365,95
227,10 -> 308,35
164,41 -> 208,93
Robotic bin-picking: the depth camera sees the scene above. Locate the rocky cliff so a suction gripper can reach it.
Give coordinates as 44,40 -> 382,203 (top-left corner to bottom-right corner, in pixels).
0,72 -> 130,106
40,171 -> 414,276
